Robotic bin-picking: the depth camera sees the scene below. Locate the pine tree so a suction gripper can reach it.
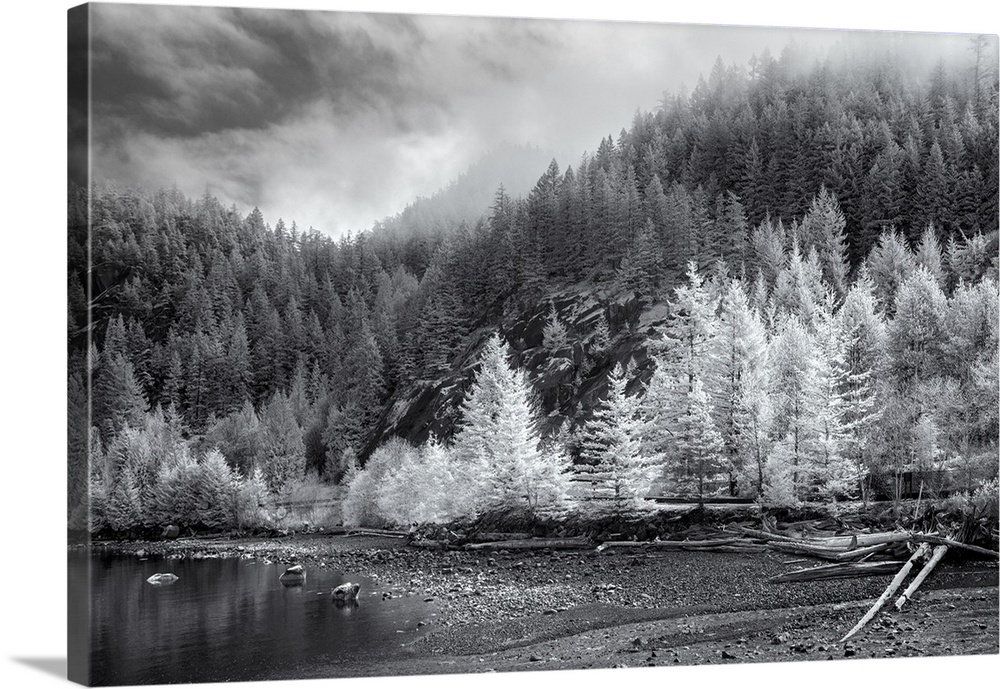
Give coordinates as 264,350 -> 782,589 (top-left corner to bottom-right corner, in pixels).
658,262 -> 718,390
617,219 -> 664,301
451,333 -> 571,516
225,313 -> 252,407
914,224 -> 945,287
92,350 -> 148,441
798,188 -> 850,296
768,315 -> 819,500
706,279 -> 771,496
674,378 -> 725,505
748,217 -> 787,292
198,449 -> 236,529
773,237 -> 825,328
580,362 -> 655,514
837,276 -> 887,504
542,301 -> 570,355
322,403 -> 363,484
865,230 -> 916,315
888,267 -> 948,388
809,295 -> 856,497
260,392 -> 305,493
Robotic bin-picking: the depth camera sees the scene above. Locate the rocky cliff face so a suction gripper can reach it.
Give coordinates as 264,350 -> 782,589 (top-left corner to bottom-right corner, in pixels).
365,283 -> 671,458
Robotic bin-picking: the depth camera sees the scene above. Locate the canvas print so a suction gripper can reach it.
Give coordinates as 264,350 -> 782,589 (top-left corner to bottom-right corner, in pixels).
67,2 -> 1000,686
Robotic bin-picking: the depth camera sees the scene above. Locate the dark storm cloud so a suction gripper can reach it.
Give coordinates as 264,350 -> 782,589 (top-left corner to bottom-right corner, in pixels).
91,5 -> 430,136
89,4 -> 590,233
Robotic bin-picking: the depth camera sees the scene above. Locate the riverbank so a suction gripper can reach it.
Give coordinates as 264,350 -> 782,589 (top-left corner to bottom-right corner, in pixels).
82,531 -> 999,677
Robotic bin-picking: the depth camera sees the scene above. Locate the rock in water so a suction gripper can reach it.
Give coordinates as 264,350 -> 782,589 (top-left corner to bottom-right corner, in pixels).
332,582 -> 361,600
146,573 -> 179,585
279,565 -> 306,585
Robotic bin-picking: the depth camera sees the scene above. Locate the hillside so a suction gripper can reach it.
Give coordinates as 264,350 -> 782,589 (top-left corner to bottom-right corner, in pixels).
69,38 -> 999,531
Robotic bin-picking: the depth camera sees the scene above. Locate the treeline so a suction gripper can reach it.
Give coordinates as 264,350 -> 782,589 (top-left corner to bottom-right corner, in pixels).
346,224 -> 998,526
68,39 -> 998,529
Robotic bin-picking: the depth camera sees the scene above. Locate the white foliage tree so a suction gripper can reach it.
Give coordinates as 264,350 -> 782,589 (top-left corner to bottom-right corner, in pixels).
452,333 -> 571,516
674,377 -> 726,504
809,295 -> 857,497
768,315 -> 819,500
706,278 -> 772,496
837,276 -> 886,504
580,362 -> 657,514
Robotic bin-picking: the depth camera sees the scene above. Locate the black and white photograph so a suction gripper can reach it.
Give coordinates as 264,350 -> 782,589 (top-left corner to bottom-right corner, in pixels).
50,0 -> 1000,686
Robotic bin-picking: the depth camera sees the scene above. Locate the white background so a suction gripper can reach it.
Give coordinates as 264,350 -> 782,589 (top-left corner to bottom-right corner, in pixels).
1,1 -> 998,688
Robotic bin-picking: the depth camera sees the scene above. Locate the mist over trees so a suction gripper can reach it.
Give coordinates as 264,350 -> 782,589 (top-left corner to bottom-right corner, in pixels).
69,36 -> 998,531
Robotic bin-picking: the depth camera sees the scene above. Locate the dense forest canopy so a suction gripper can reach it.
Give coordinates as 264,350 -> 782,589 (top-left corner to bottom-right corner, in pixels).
69,37 -> 999,531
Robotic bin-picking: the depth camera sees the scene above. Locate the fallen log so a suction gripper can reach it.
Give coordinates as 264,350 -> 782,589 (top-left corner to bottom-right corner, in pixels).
910,534 -> 999,560
739,526 -> 915,550
467,532 -> 533,543
344,528 -> 409,538
895,545 -> 948,610
832,542 -> 893,562
736,527 -> 810,544
770,560 -> 905,583
840,543 -> 931,643
465,537 -> 592,551
408,539 -> 450,549
765,542 -> 852,560
714,544 -> 769,554
806,532 -> 915,549
597,538 -> 743,551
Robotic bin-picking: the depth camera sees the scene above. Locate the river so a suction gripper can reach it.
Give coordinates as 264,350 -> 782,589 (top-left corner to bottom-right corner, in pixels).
69,549 -> 436,685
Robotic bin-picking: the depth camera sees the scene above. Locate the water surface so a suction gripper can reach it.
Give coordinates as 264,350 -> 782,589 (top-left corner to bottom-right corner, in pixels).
71,550 -> 434,685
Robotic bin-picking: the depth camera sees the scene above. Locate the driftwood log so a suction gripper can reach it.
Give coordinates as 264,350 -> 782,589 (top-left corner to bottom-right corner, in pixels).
465,537 -> 592,551
839,543 -> 931,642
910,534 -> 999,560
894,545 -> 949,610
770,560 -> 906,583
596,538 -> 743,551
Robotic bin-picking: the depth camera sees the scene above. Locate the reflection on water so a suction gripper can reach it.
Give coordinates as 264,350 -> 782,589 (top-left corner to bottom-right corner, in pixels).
70,550 -> 433,685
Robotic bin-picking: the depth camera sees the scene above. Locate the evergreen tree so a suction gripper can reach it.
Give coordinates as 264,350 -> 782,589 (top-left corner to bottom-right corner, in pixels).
674,378 -> 725,505
888,267 -> 949,388
866,230 -> 917,315
451,333 -> 571,515
542,301 -> 570,355
837,276 -> 887,503
260,392 -> 305,492
914,224 -> 945,287
580,362 -> 655,514
92,350 -> 148,441
768,315 -> 819,499
706,279 -> 771,495
798,188 -> 851,296
617,219 -> 664,301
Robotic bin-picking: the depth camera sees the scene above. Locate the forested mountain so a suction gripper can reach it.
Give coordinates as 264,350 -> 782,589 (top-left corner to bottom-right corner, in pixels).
69,38 -> 999,530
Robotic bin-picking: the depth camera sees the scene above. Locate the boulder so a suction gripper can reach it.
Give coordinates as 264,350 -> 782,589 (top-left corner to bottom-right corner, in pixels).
146,573 -> 179,585
279,565 -> 306,585
332,582 -> 361,601
161,525 -> 180,539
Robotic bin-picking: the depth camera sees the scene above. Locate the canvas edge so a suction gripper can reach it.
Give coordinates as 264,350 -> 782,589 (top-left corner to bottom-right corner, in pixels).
67,3 -> 92,686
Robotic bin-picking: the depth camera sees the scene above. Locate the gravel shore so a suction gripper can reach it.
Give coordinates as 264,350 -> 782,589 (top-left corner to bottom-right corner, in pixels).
86,531 -> 999,675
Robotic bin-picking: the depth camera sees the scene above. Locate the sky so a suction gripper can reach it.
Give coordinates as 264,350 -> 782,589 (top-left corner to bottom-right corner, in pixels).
82,1 -> 992,237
